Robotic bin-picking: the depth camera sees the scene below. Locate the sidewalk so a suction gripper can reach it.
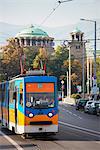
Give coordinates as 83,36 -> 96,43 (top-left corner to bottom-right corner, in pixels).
62,97 -> 76,105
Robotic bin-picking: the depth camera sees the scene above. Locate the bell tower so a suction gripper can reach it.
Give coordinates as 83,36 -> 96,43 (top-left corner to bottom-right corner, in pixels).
68,28 -> 85,64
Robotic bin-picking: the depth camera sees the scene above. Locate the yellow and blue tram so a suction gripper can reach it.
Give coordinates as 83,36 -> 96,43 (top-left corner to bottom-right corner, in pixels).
0,74 -> 58,136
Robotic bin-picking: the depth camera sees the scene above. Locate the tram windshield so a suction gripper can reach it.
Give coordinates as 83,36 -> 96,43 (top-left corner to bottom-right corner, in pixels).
26,93 -> 54,108
26,82 -> 55,108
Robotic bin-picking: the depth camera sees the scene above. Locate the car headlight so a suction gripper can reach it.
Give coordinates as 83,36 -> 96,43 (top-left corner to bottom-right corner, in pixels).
48,112 -> 53,118
29,113 -> 34,118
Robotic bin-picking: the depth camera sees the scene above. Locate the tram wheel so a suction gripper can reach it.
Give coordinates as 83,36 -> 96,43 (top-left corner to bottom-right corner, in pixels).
21,133 -> 33,139
21,133 -> 27,139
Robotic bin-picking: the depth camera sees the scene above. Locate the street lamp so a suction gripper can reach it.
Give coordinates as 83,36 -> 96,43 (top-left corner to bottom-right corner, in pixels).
80,18 -> 97,98
61,80 -> 64,100
63,40 -> 71,98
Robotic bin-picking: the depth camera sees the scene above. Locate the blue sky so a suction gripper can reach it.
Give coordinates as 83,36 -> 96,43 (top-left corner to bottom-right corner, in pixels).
0,0 -> 100,27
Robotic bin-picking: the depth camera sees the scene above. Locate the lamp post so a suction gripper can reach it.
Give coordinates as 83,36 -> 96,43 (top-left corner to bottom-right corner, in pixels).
80,18 -> 97,98
69,45 -> 71,98
61,80 -> 64,100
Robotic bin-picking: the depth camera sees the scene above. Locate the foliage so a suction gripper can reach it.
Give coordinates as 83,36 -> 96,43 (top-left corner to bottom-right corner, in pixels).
32,47 -> 48,69
63,59 -> 82,85
23,47 -> 38,70
1,38 -> 21,79
96,57 -> 100,85
47,45 -> 69,75
1,38 -> 38,80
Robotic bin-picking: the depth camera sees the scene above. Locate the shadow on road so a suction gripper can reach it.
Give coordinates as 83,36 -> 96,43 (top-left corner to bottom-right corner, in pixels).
0,127 -> 99,142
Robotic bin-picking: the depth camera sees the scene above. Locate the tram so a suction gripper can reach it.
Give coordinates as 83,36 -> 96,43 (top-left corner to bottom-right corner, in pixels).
0,70 -> 58,137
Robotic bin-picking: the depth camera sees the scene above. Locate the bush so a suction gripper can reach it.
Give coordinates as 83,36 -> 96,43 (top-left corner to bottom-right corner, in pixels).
71,93 -> 81,99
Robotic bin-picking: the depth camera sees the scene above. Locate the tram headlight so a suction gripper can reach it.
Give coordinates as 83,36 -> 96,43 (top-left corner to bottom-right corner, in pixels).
29,113 -> 34,118
48,112 -> 53,118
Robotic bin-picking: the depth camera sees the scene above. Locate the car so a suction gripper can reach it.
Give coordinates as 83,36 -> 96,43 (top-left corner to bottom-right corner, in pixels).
96,103 -> 100,116
88,101 -> 100,114
84,101 -> 93,113
76,99 -> 89,110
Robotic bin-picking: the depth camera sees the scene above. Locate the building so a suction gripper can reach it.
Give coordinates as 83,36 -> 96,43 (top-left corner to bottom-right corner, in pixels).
15,25 -> 54,54
68,28 -> 85,64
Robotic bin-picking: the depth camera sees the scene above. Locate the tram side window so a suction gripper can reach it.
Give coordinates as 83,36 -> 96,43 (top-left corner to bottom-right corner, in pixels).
1,84 -> 6,103
0,85 -> 2,102
20,93 -> 23,106
9,82 -> 15,103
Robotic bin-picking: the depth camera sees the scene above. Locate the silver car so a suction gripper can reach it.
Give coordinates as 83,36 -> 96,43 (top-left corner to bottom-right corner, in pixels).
88,101 -> 100,114
84,101 -> 93,113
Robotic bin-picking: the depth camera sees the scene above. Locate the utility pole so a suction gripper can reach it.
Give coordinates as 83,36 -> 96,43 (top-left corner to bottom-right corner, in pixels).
93,21 -> 97,86
82,42 -> 85,98
69,45 -> 71,98
67,71 -> 69,97
87,57 -> 89,95
61,80 -> 64,100
80,19 -> 97,99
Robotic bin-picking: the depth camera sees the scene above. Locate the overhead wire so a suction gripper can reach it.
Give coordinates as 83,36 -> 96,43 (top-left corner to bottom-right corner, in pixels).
40,2 -> 61,26
40,0 -> 73,26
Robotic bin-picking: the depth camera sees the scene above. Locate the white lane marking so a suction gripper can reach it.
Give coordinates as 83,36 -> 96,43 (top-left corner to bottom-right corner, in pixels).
0,130 -> 24,150
60,105 -> 83,119
60,106 -> 83,119
73,113 -> 77,117
68,111 -> 72,115
78,116 -> 82,119
59,121 -> 100,137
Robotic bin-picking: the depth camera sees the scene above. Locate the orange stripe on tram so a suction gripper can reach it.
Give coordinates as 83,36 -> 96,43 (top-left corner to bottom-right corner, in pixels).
26,83 -> 54,93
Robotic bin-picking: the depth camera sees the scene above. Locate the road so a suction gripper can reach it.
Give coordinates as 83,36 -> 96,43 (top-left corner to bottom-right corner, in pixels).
0,102 -> 100,150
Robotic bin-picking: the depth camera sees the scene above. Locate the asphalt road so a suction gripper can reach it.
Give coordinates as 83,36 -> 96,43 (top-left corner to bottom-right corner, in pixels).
0,102 -> 100,150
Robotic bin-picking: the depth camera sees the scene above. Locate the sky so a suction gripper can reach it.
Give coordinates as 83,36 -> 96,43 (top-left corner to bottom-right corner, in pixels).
0,0 -> 100,27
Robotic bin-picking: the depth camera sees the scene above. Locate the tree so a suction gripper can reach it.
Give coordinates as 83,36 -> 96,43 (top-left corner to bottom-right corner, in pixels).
32,47 -> 48,70
96,57 -> 100,86
47,45 -> 69,90
1,38 -> 38,79
63,59 -> 82,85
1,38 -> 21,78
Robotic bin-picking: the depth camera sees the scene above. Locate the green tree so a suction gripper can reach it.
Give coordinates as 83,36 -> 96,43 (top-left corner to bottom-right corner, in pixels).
1,38 -> 38,79
63,59 -> 82,85
96,57 -> 100,86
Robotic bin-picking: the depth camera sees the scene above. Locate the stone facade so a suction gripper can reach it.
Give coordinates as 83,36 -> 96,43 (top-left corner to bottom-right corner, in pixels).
68,28 -> 86,64
15,25 -> 54,54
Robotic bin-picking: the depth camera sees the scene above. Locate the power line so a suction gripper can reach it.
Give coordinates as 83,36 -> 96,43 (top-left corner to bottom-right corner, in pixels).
40,3 -> 60,26
54,38 -> 100,41
40,0 -> 73,26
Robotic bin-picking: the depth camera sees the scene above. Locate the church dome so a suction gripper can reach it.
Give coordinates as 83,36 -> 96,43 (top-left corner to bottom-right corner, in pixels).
15,25 -> 49,38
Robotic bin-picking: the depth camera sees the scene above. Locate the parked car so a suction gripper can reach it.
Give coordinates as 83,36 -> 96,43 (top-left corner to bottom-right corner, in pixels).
76,99 -> 89,110
84,101 -> 93,113
96,103 -> 100,116
88,101 -> 100,114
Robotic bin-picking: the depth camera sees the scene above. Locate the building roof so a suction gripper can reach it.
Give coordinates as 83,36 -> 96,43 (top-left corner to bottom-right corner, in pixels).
15,25 -> 49,38
71,27 -> 84,34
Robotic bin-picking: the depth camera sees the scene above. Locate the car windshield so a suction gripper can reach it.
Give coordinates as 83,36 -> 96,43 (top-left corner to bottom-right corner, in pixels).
26,92 -> 54,108
87,102 -> 92,105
